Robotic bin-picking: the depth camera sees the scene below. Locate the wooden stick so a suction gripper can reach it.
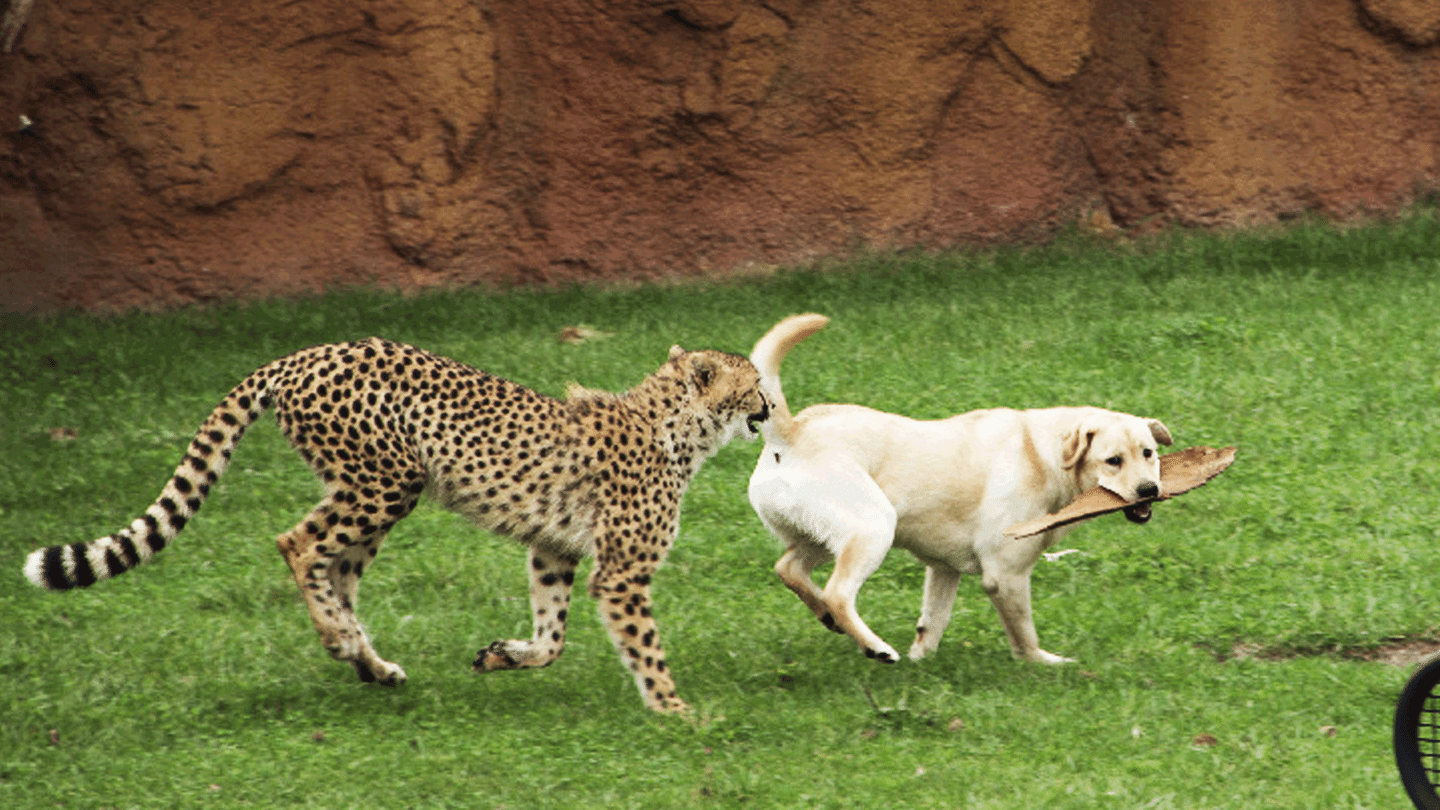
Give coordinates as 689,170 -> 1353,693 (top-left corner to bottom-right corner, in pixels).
1004,446 -> 1237,538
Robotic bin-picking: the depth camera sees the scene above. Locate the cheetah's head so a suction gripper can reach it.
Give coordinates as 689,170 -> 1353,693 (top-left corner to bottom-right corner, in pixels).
667,346 -> 770,444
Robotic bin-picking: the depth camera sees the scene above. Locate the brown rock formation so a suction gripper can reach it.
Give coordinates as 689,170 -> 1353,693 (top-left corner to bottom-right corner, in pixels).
1,0 -> 1437,312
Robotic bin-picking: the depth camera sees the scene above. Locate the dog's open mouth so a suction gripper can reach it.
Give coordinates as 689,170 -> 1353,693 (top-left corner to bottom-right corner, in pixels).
1123,502 -> 1154,524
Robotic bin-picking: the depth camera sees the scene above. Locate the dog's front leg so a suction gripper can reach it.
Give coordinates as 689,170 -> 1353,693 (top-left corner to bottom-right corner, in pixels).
980,568 -> 1073,665
909,564 -> 961,660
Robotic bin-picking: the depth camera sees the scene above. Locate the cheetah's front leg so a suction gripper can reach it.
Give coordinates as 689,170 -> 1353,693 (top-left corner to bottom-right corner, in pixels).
590,561 -> 688,714
473,546 -> 579,672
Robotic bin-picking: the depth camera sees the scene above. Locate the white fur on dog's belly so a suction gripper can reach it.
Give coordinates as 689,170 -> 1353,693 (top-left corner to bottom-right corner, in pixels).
893,520 -> 984,575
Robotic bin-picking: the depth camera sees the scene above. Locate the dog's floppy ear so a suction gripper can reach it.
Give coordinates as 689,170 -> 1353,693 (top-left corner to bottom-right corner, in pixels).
1061,421 -> 1097,470
668,344 -> 686,362
1147,419 -> 1173,446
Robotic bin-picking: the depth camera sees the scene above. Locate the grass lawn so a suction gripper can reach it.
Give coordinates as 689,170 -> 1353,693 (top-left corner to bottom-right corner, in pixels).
3,213 -> 1439,808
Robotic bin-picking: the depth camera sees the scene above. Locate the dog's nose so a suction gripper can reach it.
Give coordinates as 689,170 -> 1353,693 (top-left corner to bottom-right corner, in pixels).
1136,481 -> 1159,500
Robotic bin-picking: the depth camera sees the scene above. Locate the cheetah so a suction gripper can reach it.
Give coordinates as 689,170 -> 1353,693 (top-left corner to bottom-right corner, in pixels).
23,335 -> 770,713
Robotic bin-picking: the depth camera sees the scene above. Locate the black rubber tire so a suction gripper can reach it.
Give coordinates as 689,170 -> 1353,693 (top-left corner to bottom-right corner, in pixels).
1395,651 -> 1440,810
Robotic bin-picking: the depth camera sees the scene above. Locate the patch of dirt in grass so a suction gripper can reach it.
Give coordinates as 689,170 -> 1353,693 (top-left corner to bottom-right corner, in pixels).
1348,639 -> 1440,667
1217,638 -> 1440,667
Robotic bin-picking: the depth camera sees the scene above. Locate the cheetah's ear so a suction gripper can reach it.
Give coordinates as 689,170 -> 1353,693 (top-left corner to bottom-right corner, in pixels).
668,344 -> 686,362
689,354 -> 717,390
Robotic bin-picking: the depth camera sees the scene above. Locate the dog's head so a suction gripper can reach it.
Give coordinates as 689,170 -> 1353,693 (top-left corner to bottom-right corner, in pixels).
667,345 -> 771,445
1061,409 -> 1173,524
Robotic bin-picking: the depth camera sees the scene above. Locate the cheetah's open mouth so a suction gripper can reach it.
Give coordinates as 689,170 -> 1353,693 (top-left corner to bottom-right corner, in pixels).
745,401 -> 771,435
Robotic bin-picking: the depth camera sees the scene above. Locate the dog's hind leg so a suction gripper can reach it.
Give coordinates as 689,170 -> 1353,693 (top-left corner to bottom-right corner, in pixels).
909,564 -> 961,660
818,520 -> 901,663
756,457 -> 899,661
774,543 -> 843,633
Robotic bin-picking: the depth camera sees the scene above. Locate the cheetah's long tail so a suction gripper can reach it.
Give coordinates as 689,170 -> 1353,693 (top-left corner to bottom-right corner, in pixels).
23,371 -> 274,590
749,313 -> 828,447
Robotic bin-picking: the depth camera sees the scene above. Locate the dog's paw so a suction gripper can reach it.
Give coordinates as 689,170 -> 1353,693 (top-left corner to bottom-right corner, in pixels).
864,645 -> 900,664
908,628 -> 941,660
1025,649 -> 1075,665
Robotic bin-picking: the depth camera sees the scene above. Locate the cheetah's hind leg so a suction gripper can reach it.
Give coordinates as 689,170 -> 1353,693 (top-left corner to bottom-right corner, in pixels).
473,546 -> 578,672
276,489 -> 416,685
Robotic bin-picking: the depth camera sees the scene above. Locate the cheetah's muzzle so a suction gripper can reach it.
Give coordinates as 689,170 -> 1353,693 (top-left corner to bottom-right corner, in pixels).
746,400 -> 771,435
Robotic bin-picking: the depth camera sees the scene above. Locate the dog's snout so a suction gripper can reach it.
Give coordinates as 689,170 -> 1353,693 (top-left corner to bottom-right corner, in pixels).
1136,481 -> 1159,500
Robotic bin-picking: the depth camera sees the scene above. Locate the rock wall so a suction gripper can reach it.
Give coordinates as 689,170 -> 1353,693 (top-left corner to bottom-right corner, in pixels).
1,0 -> 1437,312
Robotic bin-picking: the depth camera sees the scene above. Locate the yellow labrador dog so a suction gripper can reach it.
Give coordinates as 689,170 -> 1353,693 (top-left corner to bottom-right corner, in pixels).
747,314 -> 1172,665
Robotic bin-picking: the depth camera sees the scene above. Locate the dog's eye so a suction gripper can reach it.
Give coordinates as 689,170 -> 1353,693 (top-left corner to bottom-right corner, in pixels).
1143,448 -> 1153,459
1106,456 -> 1122,466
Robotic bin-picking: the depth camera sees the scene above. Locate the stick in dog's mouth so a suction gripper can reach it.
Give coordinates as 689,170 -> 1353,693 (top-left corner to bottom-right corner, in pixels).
1003,446 -> 1236,540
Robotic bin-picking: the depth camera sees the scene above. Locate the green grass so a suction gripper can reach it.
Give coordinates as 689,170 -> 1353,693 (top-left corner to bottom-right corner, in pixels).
3,212 -> 1440,808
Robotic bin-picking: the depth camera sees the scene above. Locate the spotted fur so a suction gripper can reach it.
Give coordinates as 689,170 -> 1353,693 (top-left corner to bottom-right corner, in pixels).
23,337 -> 769,713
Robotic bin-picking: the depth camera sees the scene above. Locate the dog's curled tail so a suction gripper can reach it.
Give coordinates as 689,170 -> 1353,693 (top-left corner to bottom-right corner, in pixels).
750,313 -> 829,445
23,370 -> 274,591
